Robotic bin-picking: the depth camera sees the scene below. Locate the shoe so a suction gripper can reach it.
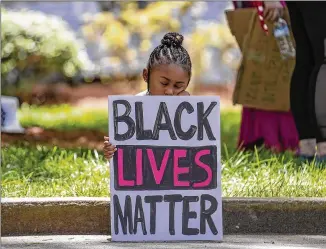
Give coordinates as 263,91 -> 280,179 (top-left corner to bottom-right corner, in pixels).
297,155 -> 315,163
295,150 -> 315,163
315,155 -> 326,168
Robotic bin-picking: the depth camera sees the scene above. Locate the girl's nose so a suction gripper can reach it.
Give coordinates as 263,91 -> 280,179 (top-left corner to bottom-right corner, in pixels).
164,87 -> 173,96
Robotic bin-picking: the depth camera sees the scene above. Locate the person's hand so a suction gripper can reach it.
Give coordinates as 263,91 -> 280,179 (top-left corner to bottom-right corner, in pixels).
103,136 -> 116,160
178,90 -> 190,96
264,1 -> 284,22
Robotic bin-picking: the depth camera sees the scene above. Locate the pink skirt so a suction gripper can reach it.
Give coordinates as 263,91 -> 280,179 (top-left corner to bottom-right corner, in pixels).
238,107 -> 299,152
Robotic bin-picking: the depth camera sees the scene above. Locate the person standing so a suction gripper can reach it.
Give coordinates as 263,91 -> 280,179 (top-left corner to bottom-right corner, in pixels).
232,1 -> 299,153
286,2 -> 326,162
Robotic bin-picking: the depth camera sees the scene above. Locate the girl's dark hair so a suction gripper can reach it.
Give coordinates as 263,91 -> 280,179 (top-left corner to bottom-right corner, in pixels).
146,32 -> 192,86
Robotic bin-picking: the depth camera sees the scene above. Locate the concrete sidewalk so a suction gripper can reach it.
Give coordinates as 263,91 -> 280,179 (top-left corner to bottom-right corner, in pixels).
2,235 -> 326,249
3,197 -> 326,236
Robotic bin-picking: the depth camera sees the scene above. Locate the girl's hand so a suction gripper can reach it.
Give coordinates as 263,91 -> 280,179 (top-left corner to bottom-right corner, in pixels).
264,1 -> 284,22
103,136 -> 117,160
178,90 -> 190,96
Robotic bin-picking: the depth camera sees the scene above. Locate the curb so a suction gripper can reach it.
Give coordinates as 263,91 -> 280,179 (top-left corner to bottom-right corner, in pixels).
2,197 -> 326,236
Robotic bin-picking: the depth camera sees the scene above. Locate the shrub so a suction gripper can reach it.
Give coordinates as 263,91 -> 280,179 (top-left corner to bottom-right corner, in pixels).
1,8 -> 94,87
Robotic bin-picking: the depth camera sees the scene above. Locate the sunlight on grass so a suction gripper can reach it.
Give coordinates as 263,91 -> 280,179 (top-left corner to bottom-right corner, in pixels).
18,104 -> 108,132
2,145 -> 110,197
2,104 -> 323,198
2,144 -> 325,198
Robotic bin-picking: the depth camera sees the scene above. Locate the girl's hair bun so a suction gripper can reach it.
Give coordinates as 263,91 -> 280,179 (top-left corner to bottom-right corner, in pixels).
161,32 -> 184,47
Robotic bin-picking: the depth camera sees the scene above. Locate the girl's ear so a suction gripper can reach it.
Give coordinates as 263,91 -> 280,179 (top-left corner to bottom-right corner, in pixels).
142,68 -> 149,83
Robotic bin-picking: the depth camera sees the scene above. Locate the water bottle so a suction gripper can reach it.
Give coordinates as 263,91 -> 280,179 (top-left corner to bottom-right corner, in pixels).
273,18 -> 296,59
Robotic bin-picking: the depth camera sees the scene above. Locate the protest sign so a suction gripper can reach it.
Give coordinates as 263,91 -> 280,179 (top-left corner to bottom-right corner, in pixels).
226,8 -> 295,112
108,96 -> 222,242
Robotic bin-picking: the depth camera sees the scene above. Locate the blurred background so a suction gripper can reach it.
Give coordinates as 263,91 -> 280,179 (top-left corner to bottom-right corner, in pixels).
2,1 -> 239,107
3,2 -> 324,199
1,1 -> 242,197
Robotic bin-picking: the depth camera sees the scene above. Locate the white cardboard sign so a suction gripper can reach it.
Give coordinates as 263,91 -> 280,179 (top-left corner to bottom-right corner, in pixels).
108,95 -> 223,242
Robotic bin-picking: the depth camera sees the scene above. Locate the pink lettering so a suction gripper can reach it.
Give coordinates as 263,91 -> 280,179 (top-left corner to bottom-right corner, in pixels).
117,148 -> 135,187
173,149 -> 190,187
136,149 -> 143,186
193,150 -> 212,188
147,149 -> 170,184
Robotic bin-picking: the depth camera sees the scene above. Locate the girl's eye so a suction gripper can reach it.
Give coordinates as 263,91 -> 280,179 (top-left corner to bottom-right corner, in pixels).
161,82 -> 168,86
175,85 -> 182,89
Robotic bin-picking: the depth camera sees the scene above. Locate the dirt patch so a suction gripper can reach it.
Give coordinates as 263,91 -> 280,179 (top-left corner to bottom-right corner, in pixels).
1,128 -> 106,150
14,81 -> 235,107
15,80 -> 144,106
3,81 -> 237,149
75,83 -> 237,110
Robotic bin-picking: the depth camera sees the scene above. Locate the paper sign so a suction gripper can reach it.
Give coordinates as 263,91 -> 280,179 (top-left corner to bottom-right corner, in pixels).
226,8 -> 295,112
108,96 -> 223,242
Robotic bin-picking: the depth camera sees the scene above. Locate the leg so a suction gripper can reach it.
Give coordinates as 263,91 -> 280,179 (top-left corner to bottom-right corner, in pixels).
315,63 -> 326,159
299,2 -> 326,157
287,2 -> 316,156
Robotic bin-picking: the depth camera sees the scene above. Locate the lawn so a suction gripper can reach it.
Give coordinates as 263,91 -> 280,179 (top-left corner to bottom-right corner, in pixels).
2,104 -> 326,198
18,104 -> 109,132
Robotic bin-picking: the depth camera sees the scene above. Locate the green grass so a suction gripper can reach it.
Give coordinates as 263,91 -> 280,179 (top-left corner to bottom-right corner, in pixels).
2,145 -> 110,197
18,104 -> 108,132
2,104 -> 325,198
2,144 -> 325,198
18,104 -> 241,151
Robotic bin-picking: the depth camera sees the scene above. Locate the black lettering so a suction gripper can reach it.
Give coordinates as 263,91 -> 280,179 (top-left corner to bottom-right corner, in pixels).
174,102 -> 197,140
113,195 -> 133,235
182,196 -> 199,235
144,195 -> 163,234
133,195 -> 147,235
200,194 -> 218,235
113,100 -> 135,141
152,102 -> 177,140
135,102 -> 153,140
197,102 -> 217,141
245,91 -> 258,101
164,194 -> 183,235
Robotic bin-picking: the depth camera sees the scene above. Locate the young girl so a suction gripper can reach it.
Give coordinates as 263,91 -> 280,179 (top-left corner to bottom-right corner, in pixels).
103,32 -> 192,160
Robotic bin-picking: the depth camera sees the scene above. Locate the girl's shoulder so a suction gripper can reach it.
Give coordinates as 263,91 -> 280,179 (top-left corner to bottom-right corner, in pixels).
135,90 -> 149,96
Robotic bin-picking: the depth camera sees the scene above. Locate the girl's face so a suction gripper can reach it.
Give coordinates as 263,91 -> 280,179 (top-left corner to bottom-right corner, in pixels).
143,64 -> 190,96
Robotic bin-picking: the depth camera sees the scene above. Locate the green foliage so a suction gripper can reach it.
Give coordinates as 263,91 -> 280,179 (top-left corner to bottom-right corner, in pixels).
18,104 -> 240,151
222,148 -> 326,197
1,8 -> 93,85
18,104 -> 108,133
1,145 -> 109,197
2,105 -> 325,198
82,2 -> 193,69
82,2 -> 238,79
2,144 -> 325,198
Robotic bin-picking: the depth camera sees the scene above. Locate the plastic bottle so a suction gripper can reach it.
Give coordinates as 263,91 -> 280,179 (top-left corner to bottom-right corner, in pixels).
273,18 -> 296,59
